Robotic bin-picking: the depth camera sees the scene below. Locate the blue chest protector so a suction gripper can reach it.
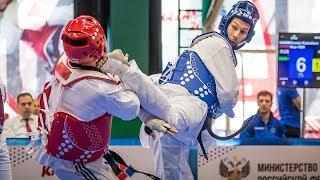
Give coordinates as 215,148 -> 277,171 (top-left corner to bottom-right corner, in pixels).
159,50 -> 219,119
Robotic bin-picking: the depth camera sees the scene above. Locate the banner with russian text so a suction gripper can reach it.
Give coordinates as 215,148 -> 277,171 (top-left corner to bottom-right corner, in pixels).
199,146 -> 320,179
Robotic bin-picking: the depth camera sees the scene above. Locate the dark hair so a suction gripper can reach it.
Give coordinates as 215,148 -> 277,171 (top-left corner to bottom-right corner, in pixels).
17,93 -> 33,103
257,90 -> 273,101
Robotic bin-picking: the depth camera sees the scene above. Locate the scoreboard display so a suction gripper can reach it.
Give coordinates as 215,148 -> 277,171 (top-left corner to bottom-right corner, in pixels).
277,33 -> 320,88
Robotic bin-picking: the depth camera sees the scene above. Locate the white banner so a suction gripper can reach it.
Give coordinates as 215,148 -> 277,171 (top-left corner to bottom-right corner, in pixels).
199,146 -> 320,180
9,146 -> 155,180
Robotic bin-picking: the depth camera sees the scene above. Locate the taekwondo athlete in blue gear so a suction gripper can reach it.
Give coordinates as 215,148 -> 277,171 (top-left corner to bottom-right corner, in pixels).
99,1 -> 259,179
0,78 -> 13,180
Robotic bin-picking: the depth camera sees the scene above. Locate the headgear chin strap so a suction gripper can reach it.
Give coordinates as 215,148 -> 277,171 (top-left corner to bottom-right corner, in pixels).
219,1 -> 259,50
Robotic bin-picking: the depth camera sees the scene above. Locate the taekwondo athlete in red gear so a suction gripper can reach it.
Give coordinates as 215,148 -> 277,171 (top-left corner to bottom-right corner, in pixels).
0,77 -> 12,180
30,15 -> 141,180
99,1 -> 260,179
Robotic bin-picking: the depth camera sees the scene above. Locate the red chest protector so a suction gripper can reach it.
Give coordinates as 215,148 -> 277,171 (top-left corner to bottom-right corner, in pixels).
39,54 -> 119,163
47,112 -> 111,163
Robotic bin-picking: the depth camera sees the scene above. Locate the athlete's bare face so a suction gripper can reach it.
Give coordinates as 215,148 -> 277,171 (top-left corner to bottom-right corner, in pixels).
227,17 -> 251,47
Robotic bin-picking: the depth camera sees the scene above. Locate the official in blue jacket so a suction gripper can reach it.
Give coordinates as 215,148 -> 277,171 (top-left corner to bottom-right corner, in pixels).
240,91 -> 285,139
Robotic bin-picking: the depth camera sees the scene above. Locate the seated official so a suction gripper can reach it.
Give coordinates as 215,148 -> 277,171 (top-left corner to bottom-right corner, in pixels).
240,91 -> 285,139
3,92 -> 38,138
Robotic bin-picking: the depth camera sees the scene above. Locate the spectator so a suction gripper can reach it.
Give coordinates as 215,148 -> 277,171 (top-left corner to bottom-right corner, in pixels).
32,97 -> 40,116
240,91 -> 285,139
3,92 -> 38,138
277,87 -> 301,137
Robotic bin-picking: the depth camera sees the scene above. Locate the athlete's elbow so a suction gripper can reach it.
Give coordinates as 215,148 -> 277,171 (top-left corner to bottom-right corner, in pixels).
120,104 -> 140,121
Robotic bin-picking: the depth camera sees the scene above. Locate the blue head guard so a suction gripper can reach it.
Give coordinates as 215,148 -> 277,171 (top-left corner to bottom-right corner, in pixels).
219,1 -> 259,49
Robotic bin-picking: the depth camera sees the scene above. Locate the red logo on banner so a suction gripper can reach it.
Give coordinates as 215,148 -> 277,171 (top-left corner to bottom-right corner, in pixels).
220,155 -> 250,179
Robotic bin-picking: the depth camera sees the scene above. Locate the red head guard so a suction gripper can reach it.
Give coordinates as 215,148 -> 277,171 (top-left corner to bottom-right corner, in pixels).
61,15 -> 107,64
